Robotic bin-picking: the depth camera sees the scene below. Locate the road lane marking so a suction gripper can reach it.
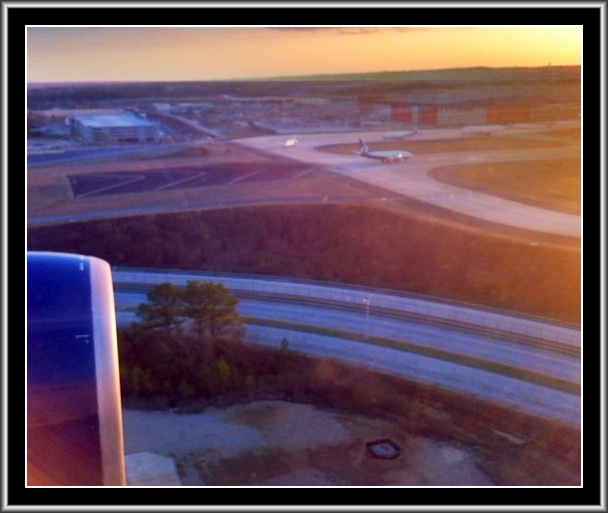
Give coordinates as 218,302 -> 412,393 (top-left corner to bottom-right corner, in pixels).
228,170 -> 262,184
76,174 -> 145,197
154,172 -> 207,191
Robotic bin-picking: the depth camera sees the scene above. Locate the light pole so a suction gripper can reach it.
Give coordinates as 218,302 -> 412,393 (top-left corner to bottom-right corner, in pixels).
363,295 -> 371,340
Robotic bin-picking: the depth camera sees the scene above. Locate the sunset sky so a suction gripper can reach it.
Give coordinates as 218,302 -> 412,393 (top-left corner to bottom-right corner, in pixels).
26,26 -> 582,83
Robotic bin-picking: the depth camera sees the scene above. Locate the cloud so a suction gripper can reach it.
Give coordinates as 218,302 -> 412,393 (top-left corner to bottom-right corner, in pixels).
338,27 -> 432,35
337,27 -> 381,35
265,27 -> 330,31
266,27 -> 381,35
265,26 -> 431,35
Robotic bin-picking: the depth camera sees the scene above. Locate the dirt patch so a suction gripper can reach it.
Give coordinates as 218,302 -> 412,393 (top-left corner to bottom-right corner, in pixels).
122,400 -> 495,486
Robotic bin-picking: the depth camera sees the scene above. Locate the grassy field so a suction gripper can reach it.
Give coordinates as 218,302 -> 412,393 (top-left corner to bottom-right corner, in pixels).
430,159 -> 581,215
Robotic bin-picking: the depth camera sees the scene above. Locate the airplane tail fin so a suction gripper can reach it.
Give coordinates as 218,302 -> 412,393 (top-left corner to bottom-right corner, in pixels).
358,139 -> 369,154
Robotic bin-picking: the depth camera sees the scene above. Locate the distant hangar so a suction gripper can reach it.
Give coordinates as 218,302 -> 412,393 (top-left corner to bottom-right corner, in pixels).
70,112 -> 161,143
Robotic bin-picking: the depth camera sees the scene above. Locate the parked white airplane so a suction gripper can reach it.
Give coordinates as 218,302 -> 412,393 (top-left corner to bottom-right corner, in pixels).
383,128 -> 418,140
358,140 -> 413,163
284,136 -> 299,147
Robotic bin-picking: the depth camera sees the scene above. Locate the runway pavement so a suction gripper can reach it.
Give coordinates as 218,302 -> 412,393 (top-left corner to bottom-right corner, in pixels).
234,126 -> 581,238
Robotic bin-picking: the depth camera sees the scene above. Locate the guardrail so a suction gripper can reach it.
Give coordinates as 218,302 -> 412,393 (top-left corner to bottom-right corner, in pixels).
112,267 -> 580,349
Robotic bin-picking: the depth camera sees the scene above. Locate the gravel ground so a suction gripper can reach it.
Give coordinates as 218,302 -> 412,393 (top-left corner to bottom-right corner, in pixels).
122,400 -> 495,486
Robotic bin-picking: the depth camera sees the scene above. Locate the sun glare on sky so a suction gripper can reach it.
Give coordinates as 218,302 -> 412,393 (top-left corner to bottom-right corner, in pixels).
26,26 -> 582,83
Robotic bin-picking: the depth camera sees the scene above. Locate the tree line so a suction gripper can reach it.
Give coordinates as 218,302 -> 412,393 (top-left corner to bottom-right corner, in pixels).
28,204 -> 581,323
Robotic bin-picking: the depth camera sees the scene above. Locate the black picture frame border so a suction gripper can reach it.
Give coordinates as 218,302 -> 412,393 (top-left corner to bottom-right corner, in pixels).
4,1 -> 603,511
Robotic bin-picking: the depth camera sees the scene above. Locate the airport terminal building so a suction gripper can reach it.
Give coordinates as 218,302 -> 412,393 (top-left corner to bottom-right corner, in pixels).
71,112 -> 161,143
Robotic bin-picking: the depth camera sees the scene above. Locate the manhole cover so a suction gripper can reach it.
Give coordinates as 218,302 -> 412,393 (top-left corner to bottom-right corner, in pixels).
366,439 -> 401,460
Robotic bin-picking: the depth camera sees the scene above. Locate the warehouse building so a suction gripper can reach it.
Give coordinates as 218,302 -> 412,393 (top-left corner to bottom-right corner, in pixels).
71,112 -> 161,143
391,103 -> 539,127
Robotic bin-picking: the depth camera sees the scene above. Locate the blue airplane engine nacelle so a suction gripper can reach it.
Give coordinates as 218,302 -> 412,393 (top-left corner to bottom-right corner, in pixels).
27,252 -> 125,486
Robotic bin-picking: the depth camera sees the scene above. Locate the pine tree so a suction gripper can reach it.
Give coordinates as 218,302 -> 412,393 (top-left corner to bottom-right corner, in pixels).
134,282 -> 184,332
181,280 -> 243,340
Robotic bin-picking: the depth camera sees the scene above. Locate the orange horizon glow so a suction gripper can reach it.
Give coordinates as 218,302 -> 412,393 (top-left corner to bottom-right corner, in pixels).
27,26 -> 582,83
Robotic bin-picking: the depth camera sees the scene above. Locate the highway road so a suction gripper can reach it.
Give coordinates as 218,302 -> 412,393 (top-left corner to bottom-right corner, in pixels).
116,292 -> 579,385
234,124 -> 581,238
244,325 -> 581,427
113,269 -> 580,348
112,269 -> 581,427
27,141 -> 193,167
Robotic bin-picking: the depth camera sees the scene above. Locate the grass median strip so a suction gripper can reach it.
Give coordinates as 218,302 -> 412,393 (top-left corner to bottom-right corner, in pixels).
244,317 -> 580,396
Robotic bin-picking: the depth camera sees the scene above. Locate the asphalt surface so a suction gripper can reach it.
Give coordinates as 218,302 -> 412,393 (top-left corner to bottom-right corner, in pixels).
27,124 -> 581,239
234,125 -> 581,238
245,325 -> 581,427
27,141 -> 191,167
66,164 -> 327,198
112,270 -> 581,427
113,269 -> 580,348
116,292 -> 579,385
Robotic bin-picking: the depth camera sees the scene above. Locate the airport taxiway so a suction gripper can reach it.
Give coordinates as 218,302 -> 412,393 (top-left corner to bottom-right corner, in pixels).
234,127 -> 581,238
